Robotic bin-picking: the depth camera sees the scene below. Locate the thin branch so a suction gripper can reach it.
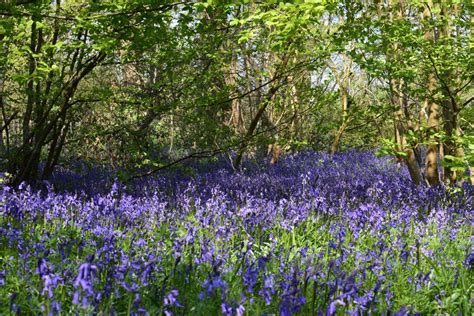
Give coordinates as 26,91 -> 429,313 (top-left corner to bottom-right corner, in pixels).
462,96 -> 473,108
130,103 -> 314,179
0,110 -> 18,133
455,77 -> 473,94
427,54 -> 458,112
460,117 -> 474,129
67,99 -> 103,107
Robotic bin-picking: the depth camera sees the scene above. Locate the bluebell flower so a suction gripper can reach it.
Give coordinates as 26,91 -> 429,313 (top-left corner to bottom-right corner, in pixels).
464,251 -> 474,268
164,289 -> 183,308
221,302 -> 233,316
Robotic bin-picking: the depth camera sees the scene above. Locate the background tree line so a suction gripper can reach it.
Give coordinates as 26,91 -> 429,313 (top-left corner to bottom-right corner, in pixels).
0,0 -> 472,186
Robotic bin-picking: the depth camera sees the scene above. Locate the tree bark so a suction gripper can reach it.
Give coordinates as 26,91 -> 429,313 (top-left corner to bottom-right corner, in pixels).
328,52 -> 352,155
330,114 -> 351,155
393,78 -> 423,185
11,52 -> 106,185
438,4 -> 465,184
226,54 -> 244,134
233,81 -> 281,168
424,76 -> 441,186
423,0 -> 441,186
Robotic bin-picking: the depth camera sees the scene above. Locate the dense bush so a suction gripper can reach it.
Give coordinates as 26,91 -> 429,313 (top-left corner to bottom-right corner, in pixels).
1,151 -> 472,315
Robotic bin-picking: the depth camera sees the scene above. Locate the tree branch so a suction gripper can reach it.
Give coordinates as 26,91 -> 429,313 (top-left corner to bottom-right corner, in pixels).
427,54 -> 458,112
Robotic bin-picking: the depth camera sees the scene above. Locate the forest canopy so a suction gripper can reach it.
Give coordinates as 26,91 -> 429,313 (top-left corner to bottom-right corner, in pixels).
0,0 -> 473,185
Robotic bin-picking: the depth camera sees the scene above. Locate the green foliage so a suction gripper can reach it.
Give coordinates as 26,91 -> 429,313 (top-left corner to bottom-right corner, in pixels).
376,138 -> 407,158
442,135 -> 474,181
0,0 -> 471,184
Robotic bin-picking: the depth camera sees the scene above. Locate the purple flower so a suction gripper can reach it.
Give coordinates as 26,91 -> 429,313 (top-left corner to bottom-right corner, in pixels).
259,274 -> 275,305
221,302 -> 233,316
1,150 -> 472,315
236,304 -> 245,316
243,265 -> 259,293
327,301 -> 337,316
0,269 -> 5,286
464,252 -> 474,268
198,292 -> 204,301
72,291 -> 80,305
328,241 -> 338,250
42,274 -> 62,299
72,261 -> 99,308
164,289 -> 183,308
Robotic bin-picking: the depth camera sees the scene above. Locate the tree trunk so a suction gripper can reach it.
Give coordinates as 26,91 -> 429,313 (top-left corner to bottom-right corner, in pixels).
233,53 -> 289,169
423,0 -> 441,186
425,79 -> 441,186
330,113 -> 351,155
0,50 -> 5,150
11,52 -> 106,185
328,53 -> 352,155
233,82 -> 281,168
226,55 -> 244,134
438,4 -> 465,185
393,78 -> 423,185
267,143 -> 282,164
42,121 -> 68,179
